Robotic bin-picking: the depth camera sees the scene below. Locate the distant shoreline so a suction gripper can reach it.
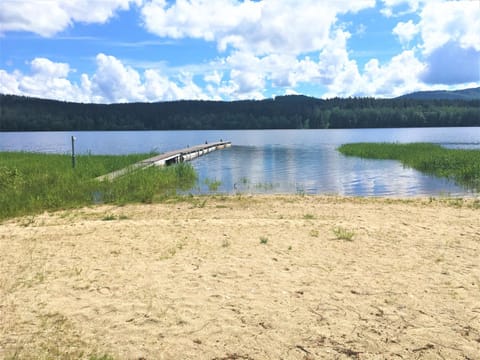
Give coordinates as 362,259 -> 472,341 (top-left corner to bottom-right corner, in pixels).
2,93 -> 479,131
2,124 -> 480,133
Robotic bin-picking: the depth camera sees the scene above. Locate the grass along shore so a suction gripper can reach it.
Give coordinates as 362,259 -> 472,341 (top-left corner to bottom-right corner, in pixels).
338,142 -> 480,192
2,143 -> 479,220
0,152 -> 197,220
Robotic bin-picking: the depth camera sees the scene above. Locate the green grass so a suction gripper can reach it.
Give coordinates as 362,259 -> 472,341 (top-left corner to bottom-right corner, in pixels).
338,143 -> 480,191
102,214 -> 117,221
332,226 -> 355,241
0,152 -> 197,220
204,178 -> 222,191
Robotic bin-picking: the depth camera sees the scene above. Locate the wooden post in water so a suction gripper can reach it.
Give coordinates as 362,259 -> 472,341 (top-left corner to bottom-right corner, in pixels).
71,136 -> 76,169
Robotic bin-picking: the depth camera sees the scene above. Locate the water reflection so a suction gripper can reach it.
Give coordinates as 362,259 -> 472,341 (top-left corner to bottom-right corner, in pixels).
1,128 -> 478,196
192,144 -> 470,197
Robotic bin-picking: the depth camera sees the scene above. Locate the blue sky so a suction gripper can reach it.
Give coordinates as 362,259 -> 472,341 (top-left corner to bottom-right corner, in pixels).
1,0 -> 479,103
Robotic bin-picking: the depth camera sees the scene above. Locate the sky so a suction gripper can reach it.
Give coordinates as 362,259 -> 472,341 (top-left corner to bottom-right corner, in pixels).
0,0 -> 479,103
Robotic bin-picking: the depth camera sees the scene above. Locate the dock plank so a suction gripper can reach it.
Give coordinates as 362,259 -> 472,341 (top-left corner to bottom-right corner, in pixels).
96,141 -> 231,181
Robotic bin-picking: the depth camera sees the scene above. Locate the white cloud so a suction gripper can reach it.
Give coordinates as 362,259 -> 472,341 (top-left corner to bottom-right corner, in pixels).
317,29 -> 353,85
391,1 -> 480,86
418,1 -> 480,55
386,1 -> 480,88
30,58 -> 70,78
0,0 -> 142,36
0,54 -> 210,103
0,57 -> 90,101
216,50 -> 322,99
141,0 -> 375,55
2,0 -> 478,102
144,69 -> 206,101
361,50 -> 426,97
319,30 -> 427,98
0,70 -> 21,95
384,1 -> 480,55
380,0 -> 420,17
91,53 -> 145,102
89,54 -> 208,102
392,20 -> 418,47
204,71 -> 223,85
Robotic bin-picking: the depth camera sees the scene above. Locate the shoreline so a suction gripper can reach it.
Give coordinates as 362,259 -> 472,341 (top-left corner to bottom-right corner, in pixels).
1,195 -> 479,359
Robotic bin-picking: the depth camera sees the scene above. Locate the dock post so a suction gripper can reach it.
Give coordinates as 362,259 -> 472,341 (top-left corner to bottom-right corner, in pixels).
71,136 -> 76,169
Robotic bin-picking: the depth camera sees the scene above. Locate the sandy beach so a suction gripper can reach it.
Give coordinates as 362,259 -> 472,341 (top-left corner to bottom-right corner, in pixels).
1,195 -> 479,359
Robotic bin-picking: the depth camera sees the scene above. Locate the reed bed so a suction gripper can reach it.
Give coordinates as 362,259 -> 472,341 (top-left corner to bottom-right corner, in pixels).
0,152 -> 197,220
338,142 -> 480,192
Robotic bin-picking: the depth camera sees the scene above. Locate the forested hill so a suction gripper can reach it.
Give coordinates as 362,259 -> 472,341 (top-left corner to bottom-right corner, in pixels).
1,94 -> 479,131
397,87 -> 480,100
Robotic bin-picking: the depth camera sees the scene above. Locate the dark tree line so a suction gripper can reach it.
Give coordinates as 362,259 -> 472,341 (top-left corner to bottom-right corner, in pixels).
0,94 -> 479,131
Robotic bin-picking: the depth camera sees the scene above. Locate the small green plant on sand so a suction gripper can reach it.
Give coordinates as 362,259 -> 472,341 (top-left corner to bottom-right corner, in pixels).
260,236 -> 268,244
309,229 -> 319,237
303,213 -> 315,220
333,226 -> 355,241
204,178 -> 222,191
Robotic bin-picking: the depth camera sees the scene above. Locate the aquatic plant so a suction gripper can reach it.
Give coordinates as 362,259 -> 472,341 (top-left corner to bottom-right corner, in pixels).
338,143 -> 480,192
0,152 -> 197,220
204,178 -> 222,192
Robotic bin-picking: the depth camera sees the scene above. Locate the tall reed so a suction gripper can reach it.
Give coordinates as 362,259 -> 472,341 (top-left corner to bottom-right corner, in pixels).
338,143 -> 480,191
0,152 -> 197,220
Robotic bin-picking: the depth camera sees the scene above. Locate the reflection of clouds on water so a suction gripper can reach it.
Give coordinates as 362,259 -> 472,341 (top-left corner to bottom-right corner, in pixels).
1,128 -> 478,196
193,144 -> 470,196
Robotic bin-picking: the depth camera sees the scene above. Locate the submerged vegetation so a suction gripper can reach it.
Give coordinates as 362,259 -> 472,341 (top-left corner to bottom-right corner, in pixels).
338,143 -> 480,192
0,152 -> 197,220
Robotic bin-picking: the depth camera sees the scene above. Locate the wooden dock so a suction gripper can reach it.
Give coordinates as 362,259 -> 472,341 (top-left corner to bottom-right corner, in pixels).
96,141 -> 231,181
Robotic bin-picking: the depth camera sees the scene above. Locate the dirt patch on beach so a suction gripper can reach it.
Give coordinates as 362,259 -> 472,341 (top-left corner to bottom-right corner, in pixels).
1,196 -> 479,359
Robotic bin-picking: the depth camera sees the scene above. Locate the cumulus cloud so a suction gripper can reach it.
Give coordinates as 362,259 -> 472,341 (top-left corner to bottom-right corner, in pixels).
0,54 -> 209,103
0,58 -> 90,101
138,0 -> 479,97
382,1 -> 480,90
204,71 -> 223,85
421,42 -> 480,85
2,0 -> 478,102
362,50 -> 426,97
88,54 -> 208,102
91,53 -> 145,102
392,20 -> 418,47
380,0 -> 420,17
0,70 -> 21,95
418,1 -> 480,55
389,1 -> 480,86
141,0 -> 375,55
30,58 -> 70,78
0,0 -> 142,36
210,26 -> 424,99
321,45 -> 427,98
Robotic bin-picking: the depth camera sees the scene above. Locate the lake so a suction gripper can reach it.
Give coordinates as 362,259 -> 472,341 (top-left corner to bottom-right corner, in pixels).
1,128 -> 479,196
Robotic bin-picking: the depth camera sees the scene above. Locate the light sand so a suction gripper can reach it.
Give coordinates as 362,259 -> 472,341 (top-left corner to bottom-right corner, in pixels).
1,195 -> 479,359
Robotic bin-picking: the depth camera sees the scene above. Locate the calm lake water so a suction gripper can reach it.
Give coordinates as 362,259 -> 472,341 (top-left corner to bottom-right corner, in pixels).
1,128 -> 479,196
